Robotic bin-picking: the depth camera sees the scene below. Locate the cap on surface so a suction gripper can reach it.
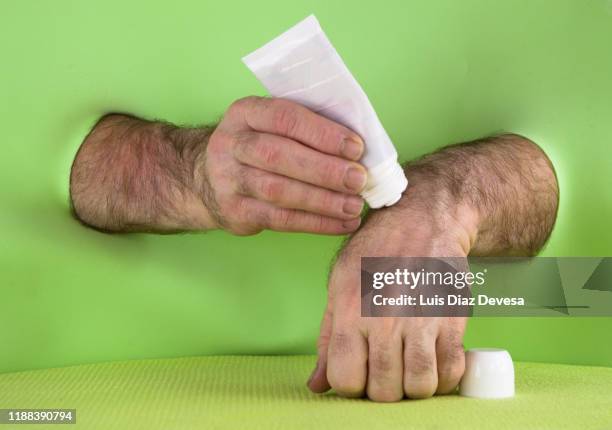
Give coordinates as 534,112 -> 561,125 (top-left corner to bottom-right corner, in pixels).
459,348 -> 515,399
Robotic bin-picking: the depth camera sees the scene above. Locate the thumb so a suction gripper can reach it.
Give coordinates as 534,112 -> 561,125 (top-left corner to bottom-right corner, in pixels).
307,302 -> 333,393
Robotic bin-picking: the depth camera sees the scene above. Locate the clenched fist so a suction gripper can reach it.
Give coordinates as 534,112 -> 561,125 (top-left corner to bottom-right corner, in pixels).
307,198 -> 471,401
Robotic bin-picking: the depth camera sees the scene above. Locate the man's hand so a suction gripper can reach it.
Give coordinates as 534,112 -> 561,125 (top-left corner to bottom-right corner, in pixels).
70,97 -> 367,234
307,203 -> 472,401
307,134 -> 559,401
202,96 -> 366,235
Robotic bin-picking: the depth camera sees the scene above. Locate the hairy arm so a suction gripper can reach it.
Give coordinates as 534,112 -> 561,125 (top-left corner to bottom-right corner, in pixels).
369,133 -> 559,258
70,114 -> 216,233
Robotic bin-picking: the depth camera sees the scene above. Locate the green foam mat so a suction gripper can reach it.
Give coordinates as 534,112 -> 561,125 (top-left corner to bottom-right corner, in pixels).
0,356 -> 610,429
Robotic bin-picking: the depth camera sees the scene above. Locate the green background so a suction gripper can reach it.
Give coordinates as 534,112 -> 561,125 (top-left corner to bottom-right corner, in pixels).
1,0 -> 611,375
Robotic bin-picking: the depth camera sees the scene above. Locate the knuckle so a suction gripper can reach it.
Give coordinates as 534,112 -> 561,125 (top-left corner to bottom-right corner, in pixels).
403,344 -> 437,399
367,387 -> 403,403
370,347 -> 394,377
329,376 -> 364,398
251,208 -> 271,230
438,333 -> 465,367
445,342 -> 466,366
272,101 -> 300,136
228,96 -> 258,115
404,379 -> 437,399
439,350 -> 465,382
222,198 -> 258,236
227,98 -> 246,117
232,131 -> 258,159
234,166 -> 253,196
259,143 -> 282,166
260,177 -> 285,203
436,340 -> 465,394
405,347 -> 435,378
231,198 -> 251,217
436,373 -> 462,394
404,359 -> 436,394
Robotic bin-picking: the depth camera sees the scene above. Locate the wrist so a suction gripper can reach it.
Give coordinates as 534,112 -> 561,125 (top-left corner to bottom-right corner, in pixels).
157,123 -> 219,231
370,179 -> 479,257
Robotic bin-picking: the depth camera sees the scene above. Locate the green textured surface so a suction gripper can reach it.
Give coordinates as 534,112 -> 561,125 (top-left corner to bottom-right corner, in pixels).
1,356 -> 611,429
1,0 -> 612,374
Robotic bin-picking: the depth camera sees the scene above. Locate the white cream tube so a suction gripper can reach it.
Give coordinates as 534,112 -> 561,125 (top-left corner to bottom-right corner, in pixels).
242,15 -> 408,208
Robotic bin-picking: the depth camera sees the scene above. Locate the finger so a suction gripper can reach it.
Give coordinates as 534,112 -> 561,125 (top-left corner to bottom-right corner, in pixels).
403,329 -> 438,399
233,131 -> 367,194
436,320 -> 466,394
237,166 -> 364,220
366,326 -> 404,402
230,96 -> 365,160
327,323 -> 368,398
244,197 -> 361,235
308,302 -> 333,393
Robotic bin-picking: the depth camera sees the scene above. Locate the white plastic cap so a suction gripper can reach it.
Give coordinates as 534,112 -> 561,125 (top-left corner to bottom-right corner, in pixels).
459,348 -> 515,399
361,158 -> 409,208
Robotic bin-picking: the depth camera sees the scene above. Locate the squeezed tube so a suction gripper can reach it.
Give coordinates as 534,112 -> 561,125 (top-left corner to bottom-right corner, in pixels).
242,15 -> 408,208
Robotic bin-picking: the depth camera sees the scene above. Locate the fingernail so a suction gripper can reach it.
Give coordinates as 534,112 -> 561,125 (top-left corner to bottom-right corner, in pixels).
341,137 -> 364,160
344,165 -> 368,192
343,196 -> 364,216
342,217 -> 361,231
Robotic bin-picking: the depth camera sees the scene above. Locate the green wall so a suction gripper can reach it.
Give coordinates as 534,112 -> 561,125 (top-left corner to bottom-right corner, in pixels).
1,0 -> 611,374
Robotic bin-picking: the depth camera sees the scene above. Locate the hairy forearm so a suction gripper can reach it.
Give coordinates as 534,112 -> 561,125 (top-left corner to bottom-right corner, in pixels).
70,114 -> 217,232
372,134 -> 559,257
